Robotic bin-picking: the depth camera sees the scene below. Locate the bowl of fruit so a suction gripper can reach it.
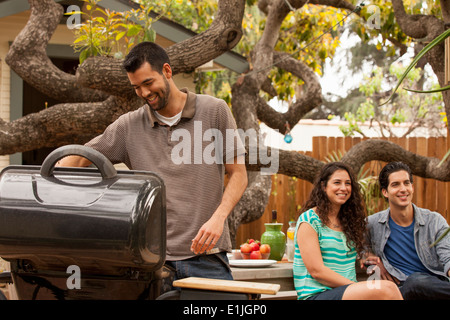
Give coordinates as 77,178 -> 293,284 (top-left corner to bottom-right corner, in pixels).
239,239 -> 271,260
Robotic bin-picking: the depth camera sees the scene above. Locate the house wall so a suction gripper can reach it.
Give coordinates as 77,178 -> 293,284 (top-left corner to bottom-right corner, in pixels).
0,12 -> 32,168
0,50 -> 10,169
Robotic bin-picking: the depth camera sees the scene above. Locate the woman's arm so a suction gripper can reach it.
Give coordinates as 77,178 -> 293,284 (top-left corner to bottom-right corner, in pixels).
297,222 -> 355,288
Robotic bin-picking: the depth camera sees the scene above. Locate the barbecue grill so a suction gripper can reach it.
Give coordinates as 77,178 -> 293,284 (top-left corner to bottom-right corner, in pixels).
0,145 -> 171,300
0,145 -> 280,300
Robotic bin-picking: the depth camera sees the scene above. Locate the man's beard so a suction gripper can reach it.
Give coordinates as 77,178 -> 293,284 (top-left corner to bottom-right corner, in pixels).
147,77 -> 171,111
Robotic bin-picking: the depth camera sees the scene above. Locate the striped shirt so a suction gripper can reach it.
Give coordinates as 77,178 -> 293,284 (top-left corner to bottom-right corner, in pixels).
293,209 -> 357,300
85,89 -> 245,260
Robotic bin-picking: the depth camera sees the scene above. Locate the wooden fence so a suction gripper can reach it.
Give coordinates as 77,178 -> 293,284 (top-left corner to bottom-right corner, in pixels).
235,136 -> 450,247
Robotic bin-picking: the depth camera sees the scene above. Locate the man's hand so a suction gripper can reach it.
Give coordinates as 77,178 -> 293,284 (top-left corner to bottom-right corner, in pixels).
377,261 -> 400,284
360,254 -> 380,269
190,156 -> 247,255
361,254 -> 400,284
190,212 -> 226,254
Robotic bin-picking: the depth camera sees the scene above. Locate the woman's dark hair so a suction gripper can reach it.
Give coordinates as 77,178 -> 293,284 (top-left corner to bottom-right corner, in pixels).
299,162 -> 367,255
123,41 -> 170,74
378,161 -> 413,191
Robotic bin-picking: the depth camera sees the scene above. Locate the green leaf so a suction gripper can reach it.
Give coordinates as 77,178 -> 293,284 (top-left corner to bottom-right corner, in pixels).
438,149 -> 450,167
115,31 -> 126,41
318,48 -> 327,60
127,24 -> 142,37
143,28 -> 156,42
79,49 -> 89,64
404,84 -> 450,94
381,28 -> 450,106
430,227 -> 450,247
64,11 -> 83,16
73,37 -> 85,44
94,7 -> 107,15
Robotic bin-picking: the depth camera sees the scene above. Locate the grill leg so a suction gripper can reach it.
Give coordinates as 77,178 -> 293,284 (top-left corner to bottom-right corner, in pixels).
155,290 -> 181,300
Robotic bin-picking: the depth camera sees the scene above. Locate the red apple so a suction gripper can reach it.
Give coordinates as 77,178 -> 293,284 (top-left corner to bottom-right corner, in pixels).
240,243 -> 252,254
250,250 -> 262,259
249,242 -> 260,252
260,244 -> 271,254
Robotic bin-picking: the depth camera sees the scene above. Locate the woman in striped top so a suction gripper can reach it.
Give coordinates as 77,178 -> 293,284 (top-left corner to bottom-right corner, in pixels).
293,162 -> 402,300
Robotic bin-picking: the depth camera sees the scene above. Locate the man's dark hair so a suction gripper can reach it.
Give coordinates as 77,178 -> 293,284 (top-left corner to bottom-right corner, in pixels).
123,41 -> 170,74
378,161 -> 413,191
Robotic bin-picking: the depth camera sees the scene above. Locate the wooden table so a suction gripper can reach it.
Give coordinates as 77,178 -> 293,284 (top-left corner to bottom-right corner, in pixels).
231,262 -> 296,300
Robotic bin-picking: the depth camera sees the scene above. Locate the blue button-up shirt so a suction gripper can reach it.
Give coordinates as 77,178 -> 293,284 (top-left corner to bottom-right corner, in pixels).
367,204 -> 450,281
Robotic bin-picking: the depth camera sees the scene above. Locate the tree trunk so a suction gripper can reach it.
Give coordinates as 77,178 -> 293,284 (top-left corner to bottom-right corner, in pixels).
5,0 -> 107,103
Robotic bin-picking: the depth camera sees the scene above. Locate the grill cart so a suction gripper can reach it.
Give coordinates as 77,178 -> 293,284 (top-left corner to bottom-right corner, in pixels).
0,145 -> 279,300
0,145 -> 169,299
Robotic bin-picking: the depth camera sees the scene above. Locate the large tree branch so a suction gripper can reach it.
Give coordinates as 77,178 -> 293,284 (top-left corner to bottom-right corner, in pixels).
242,139 -> 450,183
233,0 -> 302,131
227,171 -> 272,247
0,95 -> 141,155
342,139 -> 450,181
442,0 -> 450,23
166,0 -> 245,74
1,0 -> 247,156
309,0 -> 355,11
256,51 -> 323,133
232,0 -> 354,233
391,0 -> 444,40
250,0 -> 294,89
76,56 -> 135,98
226,1 -> 294,240
5,0 -> 107,103
77,0 -> 246,94
229,0 -> 313,237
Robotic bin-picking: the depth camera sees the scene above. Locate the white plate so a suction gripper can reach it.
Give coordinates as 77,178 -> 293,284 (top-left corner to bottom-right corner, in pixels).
229,259 -> 277,268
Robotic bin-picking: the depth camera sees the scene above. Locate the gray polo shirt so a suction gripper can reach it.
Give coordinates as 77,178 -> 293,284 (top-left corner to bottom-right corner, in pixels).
86,89 -> 245,260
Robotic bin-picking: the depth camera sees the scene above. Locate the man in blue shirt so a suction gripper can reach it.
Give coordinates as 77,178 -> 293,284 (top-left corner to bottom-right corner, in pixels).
365,162 -> 450,299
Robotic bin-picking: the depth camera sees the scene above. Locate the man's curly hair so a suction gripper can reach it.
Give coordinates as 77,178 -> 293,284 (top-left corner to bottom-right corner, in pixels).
298,162 -> 367,256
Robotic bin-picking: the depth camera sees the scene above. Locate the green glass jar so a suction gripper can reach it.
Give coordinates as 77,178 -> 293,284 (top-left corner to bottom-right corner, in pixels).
261,223 -> 286,261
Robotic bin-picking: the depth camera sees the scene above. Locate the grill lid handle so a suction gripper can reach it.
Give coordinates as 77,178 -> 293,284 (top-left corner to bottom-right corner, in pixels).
40,145 -> 117,179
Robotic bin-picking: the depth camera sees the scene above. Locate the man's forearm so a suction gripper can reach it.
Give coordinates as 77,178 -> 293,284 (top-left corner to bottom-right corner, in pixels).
56,155 -> 92,167
190,159 -> 247,254
215,163 -> 248,219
